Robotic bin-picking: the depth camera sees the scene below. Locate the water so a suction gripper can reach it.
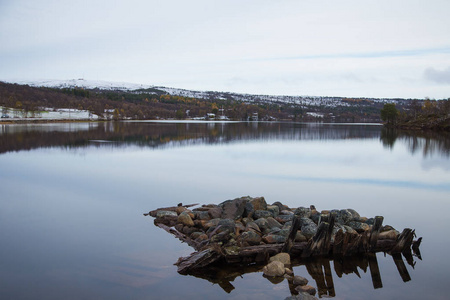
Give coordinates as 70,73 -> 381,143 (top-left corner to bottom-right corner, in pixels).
0,121 -> 449,299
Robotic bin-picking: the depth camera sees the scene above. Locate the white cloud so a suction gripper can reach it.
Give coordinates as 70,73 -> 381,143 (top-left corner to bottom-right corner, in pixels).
1,0 -> 450,98
424,67 -> 450,84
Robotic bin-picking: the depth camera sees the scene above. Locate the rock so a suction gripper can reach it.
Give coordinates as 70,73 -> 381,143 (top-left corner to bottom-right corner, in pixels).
339,209 -> 353,224
347,208 -> 360,221
219,197 -> 249,220
204,218 -> 221,230
269,253 -> 291,266
283,221 -> 293,229
293,275 -> 309,286
254,218 -> 270,233
243,217 -> 256,226
194,219 -> 207,228
310,213 -> 320,225
347,221 -> 370,233
156,210 -> 177,218
343,225 -> 357,235
272,201 -> 290,212
246,221 -> 262,234
251,196 -> 267,210
266,217 -> 282,229
276,214 -> 294,224
263,233 -> 286,244
182,225 -> 198,235
244,196 -> 267,218
294,207 -> 311,218
267,205 -> 280,217
194,211 -> 211,221
174,223 -> 184,232
190,231 -> 204,240
277,228 -> 291,237
379,230 -> 399,240
263,260 -> 286,277
178,211 -> 195,226
295,232 -> 307,242
155,210 -> 178,225
217,219 -> 236,233
254,210 -> 273,219
208,207 -> 223,219
210,231 -> 230,243
300,218 -> 318,239
176,206 -> 188,215
284,293 -> 318,300
235,221 -> 246,233
195,233 -> 208,242
240,231 -> 262,245
365,218 -> 375,226
295,285 -> 316,296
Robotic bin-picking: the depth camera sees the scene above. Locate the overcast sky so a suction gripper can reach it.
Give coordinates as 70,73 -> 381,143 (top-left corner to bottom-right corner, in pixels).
1,0 -> 449,99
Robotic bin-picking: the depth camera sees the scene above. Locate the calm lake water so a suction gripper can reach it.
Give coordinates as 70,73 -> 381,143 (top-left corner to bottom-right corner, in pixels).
1,121 -> 449,300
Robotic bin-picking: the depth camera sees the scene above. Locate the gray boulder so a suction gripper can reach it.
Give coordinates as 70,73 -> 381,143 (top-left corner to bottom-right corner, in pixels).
294,207 -> 311,218
254,210 -> 273,219
240,231 -> 261,245
300,218 -> 318,239
219,197 -> 249,220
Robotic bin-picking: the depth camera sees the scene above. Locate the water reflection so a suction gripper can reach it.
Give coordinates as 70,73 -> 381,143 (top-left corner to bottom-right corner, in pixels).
0,121 -> 383,154
380,127 -> 450,157
184,250 -> 421,298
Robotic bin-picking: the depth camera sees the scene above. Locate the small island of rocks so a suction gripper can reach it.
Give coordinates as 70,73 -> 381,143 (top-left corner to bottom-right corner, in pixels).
144,196 -> 421,278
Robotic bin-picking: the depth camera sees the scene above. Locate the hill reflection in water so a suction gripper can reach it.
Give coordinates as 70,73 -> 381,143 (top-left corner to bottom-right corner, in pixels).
1,121 -> 449,159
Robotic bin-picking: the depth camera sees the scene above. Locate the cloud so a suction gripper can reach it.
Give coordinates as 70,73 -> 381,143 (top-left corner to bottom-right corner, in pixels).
424,67 -> 450,84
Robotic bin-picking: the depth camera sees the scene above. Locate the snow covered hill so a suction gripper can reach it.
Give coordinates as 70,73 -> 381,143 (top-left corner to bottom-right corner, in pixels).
7,78 -> 408,108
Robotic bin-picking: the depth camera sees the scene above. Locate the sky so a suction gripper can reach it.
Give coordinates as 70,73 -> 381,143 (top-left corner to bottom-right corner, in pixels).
1,0 -> 449,99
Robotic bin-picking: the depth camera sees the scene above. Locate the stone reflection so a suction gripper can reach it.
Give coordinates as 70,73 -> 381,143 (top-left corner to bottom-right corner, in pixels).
181,249 -> 421,298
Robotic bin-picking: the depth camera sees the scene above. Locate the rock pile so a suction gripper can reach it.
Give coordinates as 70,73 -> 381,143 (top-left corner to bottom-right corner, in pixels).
149,196 -> 401,250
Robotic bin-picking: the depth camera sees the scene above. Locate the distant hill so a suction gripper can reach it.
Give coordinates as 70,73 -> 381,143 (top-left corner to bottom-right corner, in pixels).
0,79 -> 430,122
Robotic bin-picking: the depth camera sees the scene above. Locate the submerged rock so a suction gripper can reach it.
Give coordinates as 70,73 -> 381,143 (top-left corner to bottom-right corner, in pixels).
269,253 -> 291,266
295,285 -> 317,296
263,260 -> 286,277
293,275 -> 309,286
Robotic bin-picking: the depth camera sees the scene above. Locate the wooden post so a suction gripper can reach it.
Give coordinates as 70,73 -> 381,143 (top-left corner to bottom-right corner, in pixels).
369,216 -> 384,251
391,228 -> 414,253
282,216 -> 301,253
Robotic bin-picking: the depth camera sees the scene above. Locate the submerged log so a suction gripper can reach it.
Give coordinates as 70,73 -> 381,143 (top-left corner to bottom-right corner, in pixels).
175,247 -> 223,274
